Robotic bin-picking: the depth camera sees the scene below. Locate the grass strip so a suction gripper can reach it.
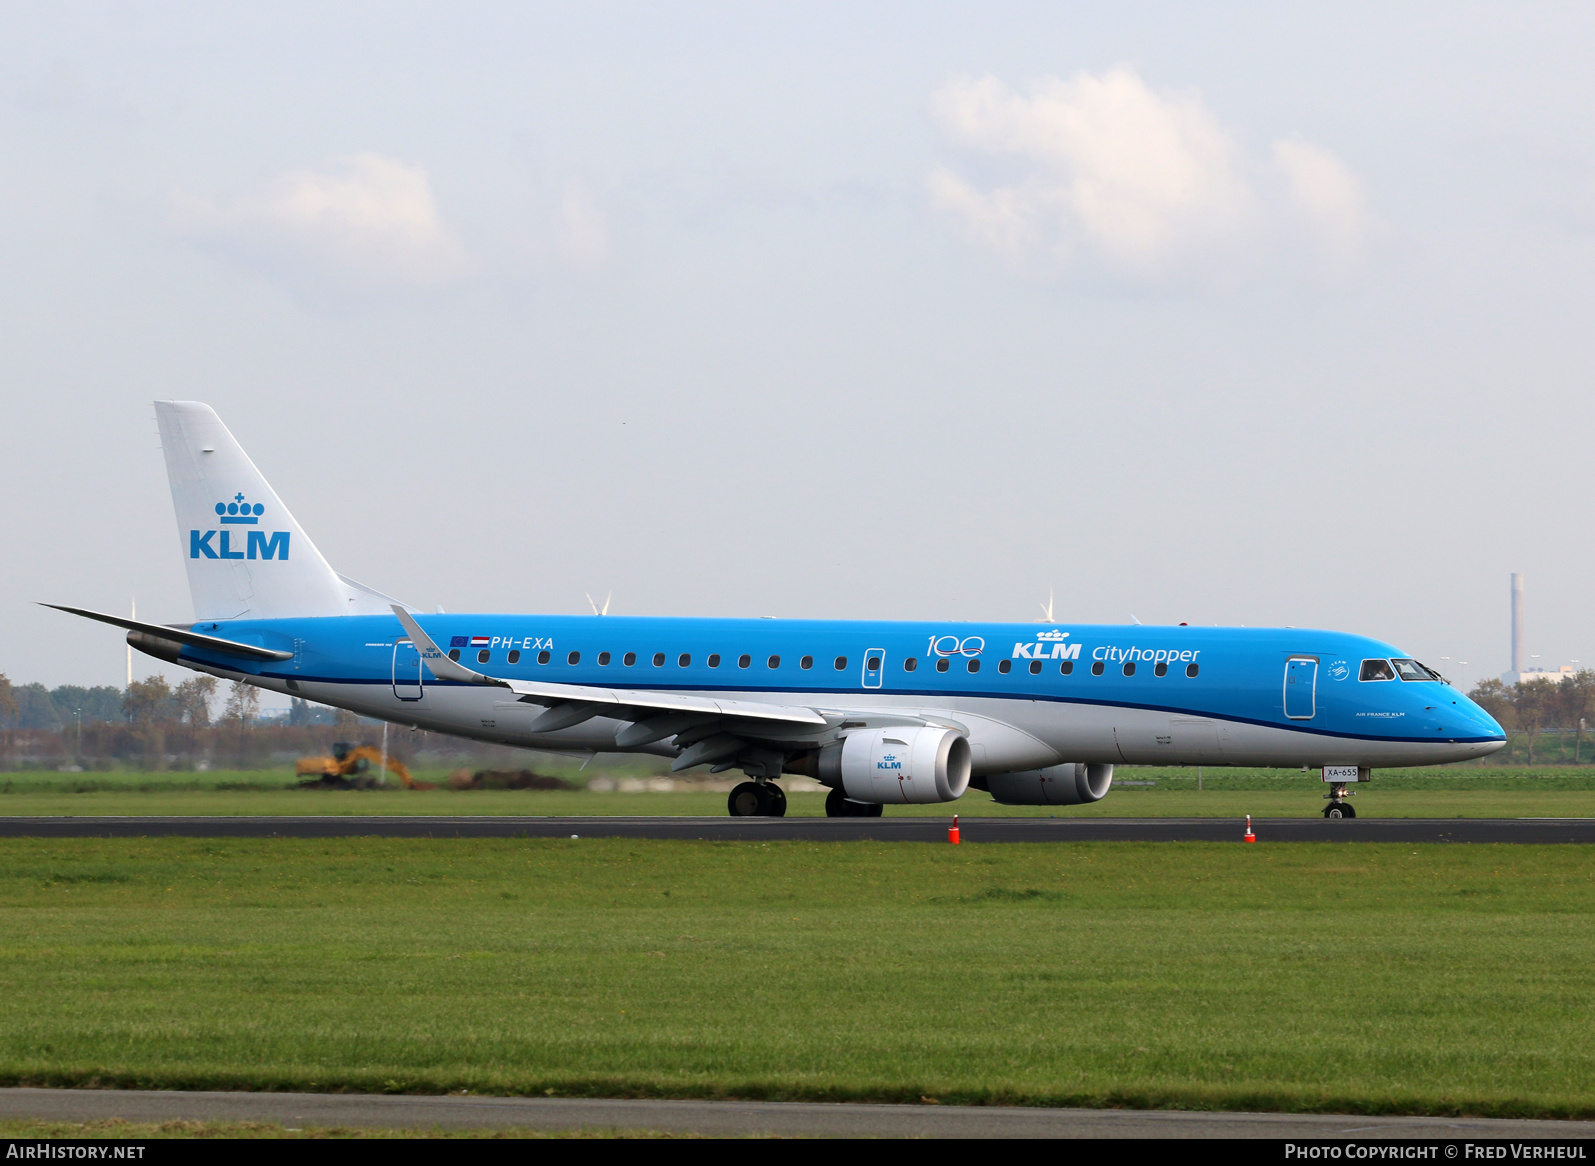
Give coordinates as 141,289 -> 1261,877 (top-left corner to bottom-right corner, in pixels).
1,837 -> 1592,1118
0,1118 -> 683,1139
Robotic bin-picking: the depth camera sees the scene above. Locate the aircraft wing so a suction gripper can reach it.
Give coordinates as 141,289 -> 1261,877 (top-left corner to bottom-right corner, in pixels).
43,604 -> 294,662
390,606 -> 827,728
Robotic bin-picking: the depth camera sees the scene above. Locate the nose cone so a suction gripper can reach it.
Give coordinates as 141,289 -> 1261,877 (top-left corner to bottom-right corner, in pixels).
1455,692 -> 1507,750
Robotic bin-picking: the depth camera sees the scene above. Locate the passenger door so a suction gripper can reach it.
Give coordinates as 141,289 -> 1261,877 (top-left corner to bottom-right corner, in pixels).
1283,657 -> 1317,720
392,639 -> 424,702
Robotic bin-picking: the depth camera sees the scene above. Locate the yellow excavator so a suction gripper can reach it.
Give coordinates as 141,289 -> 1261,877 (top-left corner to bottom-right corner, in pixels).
295,742 -> 434,789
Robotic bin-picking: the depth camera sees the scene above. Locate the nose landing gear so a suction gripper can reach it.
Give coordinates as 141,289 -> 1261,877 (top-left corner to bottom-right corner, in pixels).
1323,782 -> 1356,818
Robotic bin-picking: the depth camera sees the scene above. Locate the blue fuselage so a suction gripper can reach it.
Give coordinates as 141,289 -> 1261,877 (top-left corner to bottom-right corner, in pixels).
171,614 -> 1506,772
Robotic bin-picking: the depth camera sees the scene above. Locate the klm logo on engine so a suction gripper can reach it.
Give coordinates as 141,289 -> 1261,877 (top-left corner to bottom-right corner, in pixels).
1012,629 -> 1082,660
189,493 -> 290,561
877,753 -> 902,771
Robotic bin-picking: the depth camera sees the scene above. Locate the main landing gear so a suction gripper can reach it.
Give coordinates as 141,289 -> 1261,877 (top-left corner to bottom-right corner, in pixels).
825,788 -> 882,818
728,781 -> 787,817
1323,783 -> 1357,819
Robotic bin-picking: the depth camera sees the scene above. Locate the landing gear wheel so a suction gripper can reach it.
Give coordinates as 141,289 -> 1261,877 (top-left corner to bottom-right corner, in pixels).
826,789 -> 884,818
763,784 -> 788,818
728,782 -> 786,817
729,781 -> 764,817
1324,802 -> 1356,819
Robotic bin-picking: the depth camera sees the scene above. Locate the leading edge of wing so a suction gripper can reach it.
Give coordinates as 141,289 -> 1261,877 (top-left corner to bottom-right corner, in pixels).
389,605 -> 826,727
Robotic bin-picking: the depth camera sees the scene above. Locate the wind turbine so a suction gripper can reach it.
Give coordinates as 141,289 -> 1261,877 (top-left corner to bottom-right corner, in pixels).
1037,586 -> 1056,623
586,591 -> 612,616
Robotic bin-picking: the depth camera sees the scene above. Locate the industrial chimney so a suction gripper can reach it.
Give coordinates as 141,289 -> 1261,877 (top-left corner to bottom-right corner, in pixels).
1511,573 -> 1525,680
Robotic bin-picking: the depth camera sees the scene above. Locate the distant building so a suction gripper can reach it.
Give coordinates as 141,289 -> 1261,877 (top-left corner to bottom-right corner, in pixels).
1504,666 -> 1576,686
1500,573 -> 1577,685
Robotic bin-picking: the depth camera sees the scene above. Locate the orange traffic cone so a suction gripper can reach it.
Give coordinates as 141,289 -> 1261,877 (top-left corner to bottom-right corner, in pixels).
948,815 -> 961,845
1243,814 -> 1256,843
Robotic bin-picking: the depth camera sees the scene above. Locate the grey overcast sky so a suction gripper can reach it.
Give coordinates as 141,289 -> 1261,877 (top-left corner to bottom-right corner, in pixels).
4,2 -> 1595,690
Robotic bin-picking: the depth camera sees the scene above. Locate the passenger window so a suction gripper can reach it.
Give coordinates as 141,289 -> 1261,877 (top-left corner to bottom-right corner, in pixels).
902,658 -> 916,672
708,654 -> 721,668
1360,659 -> 1396,682
567,651 -> 580,665
508,649 -> 521,664
623,652 -> 636,666
801,656 -> 813,669
936,658 -> 950,673
768,655 -> 780,668
653,652 -> 666,667
597,651 -> 610,665
448,648 -> 460,662
1090,661 -> 1105,676
1123,662 -> 1135,677
738,654 -> 751,668
678,653 -> 691,667
1029,660 -> 1042,675
538,650 -> 551,665
967,659 -> 980,673
478,650 -> 491,663
867,656 -> 881,671
998,659 -> 1012,674
1186,663 -> 1199,678
1153,661 -> 1167,677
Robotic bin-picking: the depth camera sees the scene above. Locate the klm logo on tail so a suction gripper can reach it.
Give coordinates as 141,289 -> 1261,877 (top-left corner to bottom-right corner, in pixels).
190,493 -> 290,561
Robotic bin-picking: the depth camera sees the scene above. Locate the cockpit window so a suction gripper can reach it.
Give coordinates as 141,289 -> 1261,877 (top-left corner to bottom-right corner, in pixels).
1359,659 -> 1396,682
1392,658 -> 1443,682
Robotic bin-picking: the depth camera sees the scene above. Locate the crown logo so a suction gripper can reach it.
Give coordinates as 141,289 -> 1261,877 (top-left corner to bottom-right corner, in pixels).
215,492 -> 263,525
1037,629 -> 1069,641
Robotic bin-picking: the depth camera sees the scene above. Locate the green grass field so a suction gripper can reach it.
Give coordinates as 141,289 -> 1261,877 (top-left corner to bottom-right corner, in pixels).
2,766 -> 1595,817
0,1120 -> 652,1139
2,836 -> 1594,1117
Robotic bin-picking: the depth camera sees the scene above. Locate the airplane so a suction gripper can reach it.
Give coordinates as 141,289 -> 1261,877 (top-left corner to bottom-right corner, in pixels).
49,402 -> 1507,819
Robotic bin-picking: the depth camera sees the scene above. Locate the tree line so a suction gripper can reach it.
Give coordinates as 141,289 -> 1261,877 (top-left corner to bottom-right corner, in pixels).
0,671 -> 363,771
1468,672 -> 1595,763
0,673 -> 341,731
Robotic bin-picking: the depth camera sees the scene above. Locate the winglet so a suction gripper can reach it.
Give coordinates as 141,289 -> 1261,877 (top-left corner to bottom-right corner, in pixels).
390,605 -> 505,687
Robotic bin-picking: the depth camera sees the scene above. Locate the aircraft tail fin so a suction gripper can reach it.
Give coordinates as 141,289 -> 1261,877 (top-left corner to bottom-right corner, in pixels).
155,401 -> 395,621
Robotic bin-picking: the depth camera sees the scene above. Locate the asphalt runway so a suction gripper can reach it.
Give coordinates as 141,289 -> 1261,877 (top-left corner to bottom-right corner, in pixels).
0,815 -> 1593,842
2,1088 -> 1593,1139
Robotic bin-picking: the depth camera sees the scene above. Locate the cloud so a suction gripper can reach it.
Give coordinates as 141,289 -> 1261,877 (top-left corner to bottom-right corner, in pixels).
1271,136 -> 1374,276
554,183 -> 610,273
174,153 -> 473,291
929,69 -> 1375,284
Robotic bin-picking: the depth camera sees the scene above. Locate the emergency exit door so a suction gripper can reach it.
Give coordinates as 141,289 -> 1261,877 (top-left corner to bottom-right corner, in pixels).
862,649 -> 884,689
1284,657 -> 1317,720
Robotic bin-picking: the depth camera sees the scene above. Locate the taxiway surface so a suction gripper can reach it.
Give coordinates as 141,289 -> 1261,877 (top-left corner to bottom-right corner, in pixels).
0,816 -> 1591,842
1,1087 -> 1592,1138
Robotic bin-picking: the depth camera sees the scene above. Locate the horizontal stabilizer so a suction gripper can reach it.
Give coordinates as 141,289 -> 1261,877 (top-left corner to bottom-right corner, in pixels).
42,604 -> 294,662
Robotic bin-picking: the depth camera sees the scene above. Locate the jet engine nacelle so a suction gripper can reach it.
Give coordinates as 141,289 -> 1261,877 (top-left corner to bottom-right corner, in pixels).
812,726 -> 973,804
979,762 -> 1114,806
